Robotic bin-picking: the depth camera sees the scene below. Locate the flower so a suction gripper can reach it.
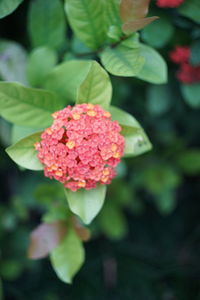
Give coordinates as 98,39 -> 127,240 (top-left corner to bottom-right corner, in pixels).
169,46 -> 200,84
169,46 -> 190,64
177,63 -> 200,84
156,0 -> 184,8
35,104 -> 125,192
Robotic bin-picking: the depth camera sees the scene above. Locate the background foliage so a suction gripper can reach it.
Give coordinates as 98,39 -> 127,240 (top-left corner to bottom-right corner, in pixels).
0,0 -> 200,299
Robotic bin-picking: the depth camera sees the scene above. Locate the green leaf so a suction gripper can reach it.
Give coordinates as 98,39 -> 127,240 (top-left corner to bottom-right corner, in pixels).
76,61 -> 112,109
0,0 -> 23,19
99,203 -> 128,240
44,60 -> 112,107
136,44 -> 167,84
142,17 -> 174,49
181,84 -> 200,108
100,45 -> 145,77
65,185 -> 107,224
0,40 -> 27,84
44,60 -> 92,102
122,128 -> 152,157
28,0 -> 66,50
109,106 -> 152,157
6,132 -> 43,170
178,0 -> 200,24
177,149 -> 200,175
146,84 -> 171,116
64,0 -> 106,50
105,0 -> 121,29
50,228 -> 85,284
27,47 -> 57,87
0,82 -> 62,128
11,125 -> 39,144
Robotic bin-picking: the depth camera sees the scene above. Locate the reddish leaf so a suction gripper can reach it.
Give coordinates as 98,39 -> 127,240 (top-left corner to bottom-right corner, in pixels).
122,16 -> 159,34
28,221 -> 67,259
120,0 -> 151,23
71,217 -> 91,242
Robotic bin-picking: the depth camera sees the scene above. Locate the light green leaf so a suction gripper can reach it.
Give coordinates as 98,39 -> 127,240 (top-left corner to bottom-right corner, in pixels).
178,0 -> 200,24
64,0 -> 106,50
0,82 -> 62,128
6,132 -> 43,170
142,17 -> 174,49
11,125 -> 39,144
99,203 -> 128,240
0,40 -> 27,84
136,44 -> 167,84
44,60 -> 112,107
28,0 -> 66,50
109,106 -> 152,157
100,45 -> 145,77
146,84 -> 171,115
44,60 -> 92,102
109,105 -> 141,128
0,0 -> 23,19
181,84 -> 200,109
27,47 -> 57,87
77,61 -> 112,109
105,0 -> 121,29
122,127 -> 152,157
65,185 -> 107,224
50,228 -> 85,284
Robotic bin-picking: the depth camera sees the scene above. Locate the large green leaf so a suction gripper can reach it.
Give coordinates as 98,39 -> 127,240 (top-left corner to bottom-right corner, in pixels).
11,125 -> 39,144
0,82 -> 62,128
76,61 -> 112,109
64,0 -> 106,50
28,0 -> 66,50
27,47 -> 57,87
50,228 -> 85,284
0,40 -> 27,84
100,45 -> 145,77
0,0 -> 23,19
106,0 -> 121,25
178,0 -> 200,24
44,60 -> 92,102
109,106 -> 152,157
181,84 -> 200,109
6,132 -> 43,170
65,185 -> 107,224
136,44 -> 167,84
44,60 -> 112,108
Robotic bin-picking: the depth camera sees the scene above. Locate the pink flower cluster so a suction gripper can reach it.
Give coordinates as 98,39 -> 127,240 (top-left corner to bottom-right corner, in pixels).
156,0 -> 184,8
35,104 -> 125,192
169,46 -> 200,84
